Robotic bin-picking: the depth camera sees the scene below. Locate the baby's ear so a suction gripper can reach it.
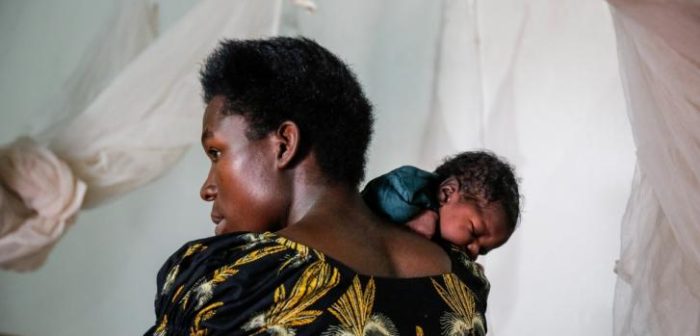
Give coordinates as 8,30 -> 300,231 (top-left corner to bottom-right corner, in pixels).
438,177 -> 460,205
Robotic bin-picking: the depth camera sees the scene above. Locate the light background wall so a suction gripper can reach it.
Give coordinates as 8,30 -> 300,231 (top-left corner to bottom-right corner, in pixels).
0,1 -> 634,335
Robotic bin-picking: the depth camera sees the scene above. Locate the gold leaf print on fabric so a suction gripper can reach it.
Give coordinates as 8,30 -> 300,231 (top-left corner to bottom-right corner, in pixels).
232,245 -> 288,267
172,285 -> 185,304
161,243 -> 207,297
275,236 -> 314,272
189,301 -> 224,336
237,234 -> 311,272
184,243 -> 208,258
275,236 -> 311,256
431,274 -> 485,336
237,232 -> 278,251
449,246 -> 490,293
181,240 -> 289,311
181,288 -> 192,311
153,314 -> 168,336
191,265 -> 239,309
325,276 -> 398,336
161,264 -> 180,295
242,259 -> 341,335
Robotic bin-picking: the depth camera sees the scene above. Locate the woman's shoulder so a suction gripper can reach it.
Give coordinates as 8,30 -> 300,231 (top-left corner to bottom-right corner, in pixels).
158,231 -> 286,269
153,231 -> 319,297
148,231 -> 321,335
146,232 -> 491,336
443,244 -> 491,305
154,232 -> 285,290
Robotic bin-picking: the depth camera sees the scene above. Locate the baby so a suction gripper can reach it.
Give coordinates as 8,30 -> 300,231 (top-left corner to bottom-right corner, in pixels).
361,151 -> 520,260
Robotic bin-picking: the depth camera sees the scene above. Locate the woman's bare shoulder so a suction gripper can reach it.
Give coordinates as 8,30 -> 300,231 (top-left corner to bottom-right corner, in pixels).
279,220 -> 451,278
381,225 -> 452,277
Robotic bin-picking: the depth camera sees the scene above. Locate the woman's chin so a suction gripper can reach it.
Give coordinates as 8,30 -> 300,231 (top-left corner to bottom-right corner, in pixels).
214,220 -> 228,236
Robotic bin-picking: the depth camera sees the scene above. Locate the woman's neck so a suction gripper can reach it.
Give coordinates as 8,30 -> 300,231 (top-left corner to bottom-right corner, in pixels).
277,178 -> 451,278
284,178 -> 366,228
276,165 -> 451,278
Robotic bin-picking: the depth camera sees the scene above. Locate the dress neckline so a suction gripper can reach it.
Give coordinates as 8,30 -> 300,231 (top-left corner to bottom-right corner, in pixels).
261,231 -> 464,282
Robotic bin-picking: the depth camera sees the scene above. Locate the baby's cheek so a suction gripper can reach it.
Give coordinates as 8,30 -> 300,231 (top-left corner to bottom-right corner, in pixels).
439,222 -> 471,246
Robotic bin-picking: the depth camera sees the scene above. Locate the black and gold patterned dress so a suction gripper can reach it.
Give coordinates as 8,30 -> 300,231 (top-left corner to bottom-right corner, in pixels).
145,232 -> 490,336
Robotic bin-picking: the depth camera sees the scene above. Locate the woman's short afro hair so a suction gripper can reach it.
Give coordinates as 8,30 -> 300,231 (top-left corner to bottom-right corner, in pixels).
200,37 -> 373,188
434,151 -> 521,230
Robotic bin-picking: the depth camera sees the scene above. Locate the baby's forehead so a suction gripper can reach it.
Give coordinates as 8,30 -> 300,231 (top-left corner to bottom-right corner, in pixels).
456,192 -> 496,208
452,197 -> 509,224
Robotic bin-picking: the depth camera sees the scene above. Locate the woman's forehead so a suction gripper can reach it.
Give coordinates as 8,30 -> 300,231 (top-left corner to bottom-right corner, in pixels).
201,111 -> 249,147
203,96 -> 228,125
202,97 -> 249,138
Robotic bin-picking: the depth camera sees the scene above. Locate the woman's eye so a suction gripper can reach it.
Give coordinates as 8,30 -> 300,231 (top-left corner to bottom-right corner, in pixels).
207,149 -> 221,161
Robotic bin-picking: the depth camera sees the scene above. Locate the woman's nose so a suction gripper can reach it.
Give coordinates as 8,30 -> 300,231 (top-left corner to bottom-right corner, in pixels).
200,179 -> 216,202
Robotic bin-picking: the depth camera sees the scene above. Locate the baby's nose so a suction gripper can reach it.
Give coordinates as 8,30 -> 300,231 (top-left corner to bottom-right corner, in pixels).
466,243 -> 479,260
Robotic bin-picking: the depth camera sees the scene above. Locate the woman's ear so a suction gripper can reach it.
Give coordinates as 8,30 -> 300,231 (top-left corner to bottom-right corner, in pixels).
273,121 -> 300,169
438,177 -> 459,205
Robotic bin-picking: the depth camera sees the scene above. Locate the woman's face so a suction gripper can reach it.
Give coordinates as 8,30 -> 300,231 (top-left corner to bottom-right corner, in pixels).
200,96 -> 287,235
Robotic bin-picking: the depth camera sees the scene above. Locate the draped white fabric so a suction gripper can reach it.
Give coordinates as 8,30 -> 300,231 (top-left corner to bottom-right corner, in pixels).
412,1 -> 632,335
0,0 -> 282,271
1,1 -> 636,335
0,138 -> 86,271
0,0 -> 159,271
288,0 -> 632,334
36,0 -> 160,134
420,0 -> 486,164
609,1 -> 700,334
49,0 -> 282,208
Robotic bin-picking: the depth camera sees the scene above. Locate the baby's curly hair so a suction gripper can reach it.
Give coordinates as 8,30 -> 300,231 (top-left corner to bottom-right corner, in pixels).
434,151 -> 521,230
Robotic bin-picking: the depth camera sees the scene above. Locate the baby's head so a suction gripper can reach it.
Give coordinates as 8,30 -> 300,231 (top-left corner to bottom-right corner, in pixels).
434,151 -> 520,260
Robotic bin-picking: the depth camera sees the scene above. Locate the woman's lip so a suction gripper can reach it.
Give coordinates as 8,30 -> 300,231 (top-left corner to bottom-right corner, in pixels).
211,214 -> 223,224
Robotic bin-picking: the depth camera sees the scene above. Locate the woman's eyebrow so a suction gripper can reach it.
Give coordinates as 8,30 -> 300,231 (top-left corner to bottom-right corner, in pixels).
201,129 -> 214,144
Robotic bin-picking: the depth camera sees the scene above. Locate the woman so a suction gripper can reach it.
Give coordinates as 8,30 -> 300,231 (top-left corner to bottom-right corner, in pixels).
146,37 -> 489,336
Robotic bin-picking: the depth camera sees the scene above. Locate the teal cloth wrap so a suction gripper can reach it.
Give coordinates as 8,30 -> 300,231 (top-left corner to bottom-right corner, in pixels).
361,165 -> 440,224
